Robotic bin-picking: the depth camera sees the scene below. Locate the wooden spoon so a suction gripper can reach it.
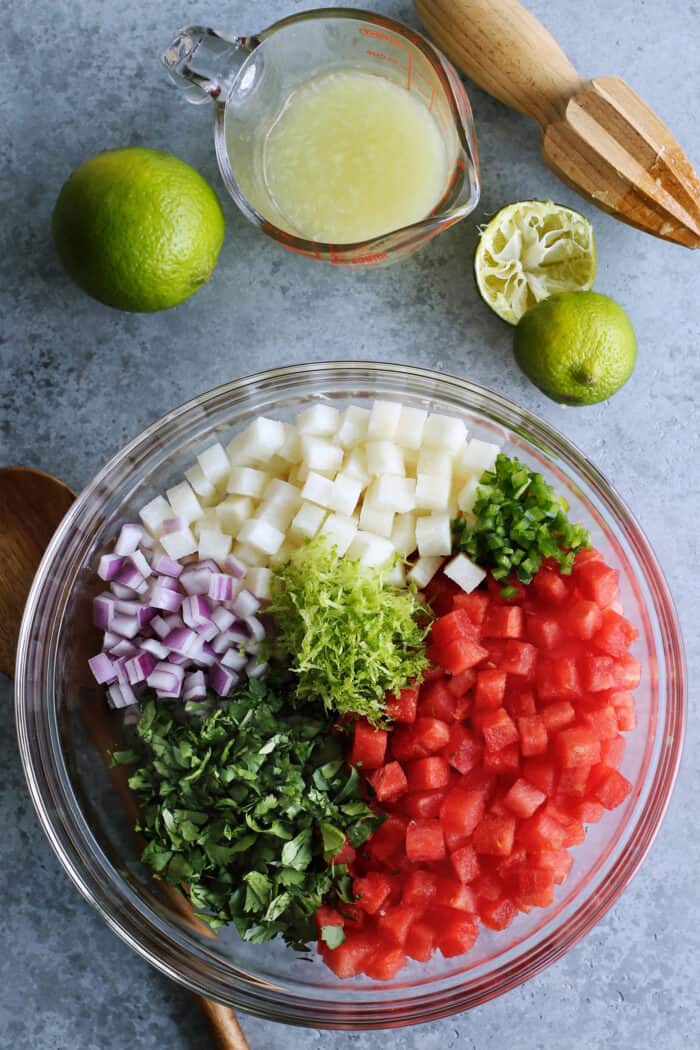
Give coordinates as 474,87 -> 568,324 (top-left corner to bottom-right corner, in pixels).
0,465 -> 251,1050
415,0 -> 700,247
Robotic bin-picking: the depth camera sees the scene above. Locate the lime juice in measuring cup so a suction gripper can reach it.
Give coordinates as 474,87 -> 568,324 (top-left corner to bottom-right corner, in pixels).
163,9 -> 480,266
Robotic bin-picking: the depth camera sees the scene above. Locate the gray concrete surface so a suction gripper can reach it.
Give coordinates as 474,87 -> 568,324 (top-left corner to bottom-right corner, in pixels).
1,1 -> 698,1047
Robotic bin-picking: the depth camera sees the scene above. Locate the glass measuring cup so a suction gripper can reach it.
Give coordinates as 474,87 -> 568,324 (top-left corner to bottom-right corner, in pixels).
163,8 -> 480,267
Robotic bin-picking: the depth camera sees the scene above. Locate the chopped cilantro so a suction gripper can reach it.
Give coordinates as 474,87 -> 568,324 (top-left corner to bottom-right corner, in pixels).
452,453 -> 590,587
320,924 -> 346,949
115,681 -> 380,949
269,538 -> 431,724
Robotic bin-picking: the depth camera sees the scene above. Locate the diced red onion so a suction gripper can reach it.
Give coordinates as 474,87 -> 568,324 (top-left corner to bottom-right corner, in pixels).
114,657 -> 129,686
181,595 -> 212,629
102,630 -> 120,650
211,628 -> 242,655
196,621 -> 218,642
153,575 -> 180,591
116,563 -> 146,590
98,554 -> 124,581
93,594 -> 115,630
180,566 -> 213,596
107,682 -> 138,708
190,638 -> 217,667
111,614 -> 140,639
163,516 -> 187,534
247,656 -> 268,680
168,651 -> 189,665
221,647 -> 247,671
223,554 -> 247,579
208,663 -> 239,697
151,615 -> 171,640
163,626 -> 197,655
138,637 -> 170,660
113,597 -> 141,615
211,607 -> 235,632
232,589 -> 260,619
208,573 -> 235,602
150,584 -> 183,613
244,615 -> 266,643
183,670 -> 207,701
114,524 -> 143,556
89,653 -> 117,684
110,639 -> 140,659
151,554 -> 184,577
136,606 -> 156,628
127,550 -> 152,578
146,661 -> 185,694
163,613 -> 184,631
125,651 -> 156,685
110,580 -> 140,600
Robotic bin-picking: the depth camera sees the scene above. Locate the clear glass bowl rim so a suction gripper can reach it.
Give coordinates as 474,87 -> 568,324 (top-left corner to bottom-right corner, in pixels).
15,361 -> 686,1029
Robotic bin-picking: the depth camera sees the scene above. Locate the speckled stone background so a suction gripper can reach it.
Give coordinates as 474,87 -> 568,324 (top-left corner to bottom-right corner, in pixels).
1,0 -> 698,1047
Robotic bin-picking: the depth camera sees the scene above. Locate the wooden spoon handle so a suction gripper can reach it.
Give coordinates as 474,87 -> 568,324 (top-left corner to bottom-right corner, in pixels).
415,0 -> 586,126
198,998 -> 252,1049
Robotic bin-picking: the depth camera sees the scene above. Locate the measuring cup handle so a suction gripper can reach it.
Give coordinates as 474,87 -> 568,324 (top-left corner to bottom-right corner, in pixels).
162,26 -> 255,104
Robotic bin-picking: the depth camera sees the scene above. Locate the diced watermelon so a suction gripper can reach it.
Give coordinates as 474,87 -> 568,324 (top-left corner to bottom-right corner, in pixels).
500,639 -> 538,676
354,872 -> 394,914
471,869 -> 503,901
526,613 -> 564,650
483,605 -> 524,639
363,945 -> 407,980
418,678 -> 463,721
450,842 -> 480,884
433,909 -> 479,957
435,636 -> 489,674
540,700 -> 575,733
600,734 -> 626,769
473,812 -> 517,856
475,669 -> 507,709
401,789 -> 447,820
368,761 -> 408,802
366,815 -> 407,863
440,787 -> 486,845
445,668 -> 477,697
349,720 -> 388,770
589,766 -> 632,810
580,653 -> 618,692
555,727 -> 601,768
563,599 -> 603,641
376,905 -> 418,947
482,743 -> 520,775
431,609 -> 478,647
405,756 -> 451,792
390,718 -> 451,761
536,654 -> 581,701
404,919 -> 436,962
580,703 -> 619,741
402,868 -> 438,907
435,875 -> 477,912
504,778 -> 546,818
521,756 -> 556,797
614,653 -> 642,689
320,932 -> 375,977
329,839 -> 356,867
593,609 -> 638,657
386,686 -> 418,723
505,685 -> 537,718
518,714 -> 548,756
516,810 -> 568,851
509,865 -> 555,907
531,565 -> 570,605
442,723 -> 483,775
528,848 -> 573,884
478,896 -> 518,930
315,904 -> 345,935
452,590 -> 490,626
480,708 -> 519,751
556,764 -> 591,798
574,560 -> 620,608
405,819 -> 446,863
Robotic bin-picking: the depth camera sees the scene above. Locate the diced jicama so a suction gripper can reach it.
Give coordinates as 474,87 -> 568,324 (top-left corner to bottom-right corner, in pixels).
162,515 -> 186,534
416,513 -> 452,557
114,524 -> 143,557
394,406 -> 427,450
216,495 -> 254,535
359,504 -> 395,538
301,471 -> 336,508
443,552 -> 486,593
336,405 -> 370,448
192,510 -> 219,541
408,556 -> 444,588
300,436 -> 343,476
160,527 -> 198,560
417,448 -> 453,477
196,443 -> 230,486
139,495 -> 172,536
276,423 -> 301,463
415,473 -> 451,511
245,567 -> 272,601
367,400 -> 402,440
391,513 -> 417,555
384,561 -> 406,587
227,466 -> 269,498
289,502 -> 326,541
255,499 -> 297,532
347,531 -> 394,567
320,513 -> 358,556
343,447 -> 370,486
237,518 -> 285,556
232,542 -> 268,567
227,417 -> 286,465
459,438 -> 500,473
166,481 -> 203,525
184,463 -> 217,504
365,441 -> 404,477
296,403 -> 339,436
329,473 -> 363,516
457,475 -> 481,513
422,413 -> 468,454
198,528 -> 232,563
368,475 -> 416,514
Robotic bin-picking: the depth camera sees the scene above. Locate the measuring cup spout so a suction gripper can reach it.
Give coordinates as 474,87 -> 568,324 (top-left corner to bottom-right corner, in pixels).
163,26 -> 255,105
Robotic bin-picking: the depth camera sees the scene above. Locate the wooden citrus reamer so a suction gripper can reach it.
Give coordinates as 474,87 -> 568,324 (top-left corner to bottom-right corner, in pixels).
415,0 -> 700,248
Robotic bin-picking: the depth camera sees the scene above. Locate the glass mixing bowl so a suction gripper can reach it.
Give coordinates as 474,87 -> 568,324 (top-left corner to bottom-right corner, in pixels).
15,362 -> 685,1029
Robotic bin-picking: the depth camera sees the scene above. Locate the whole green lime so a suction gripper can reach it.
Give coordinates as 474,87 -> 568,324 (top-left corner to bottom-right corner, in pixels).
514,290 -> 637,405
52,147 -> 225,312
